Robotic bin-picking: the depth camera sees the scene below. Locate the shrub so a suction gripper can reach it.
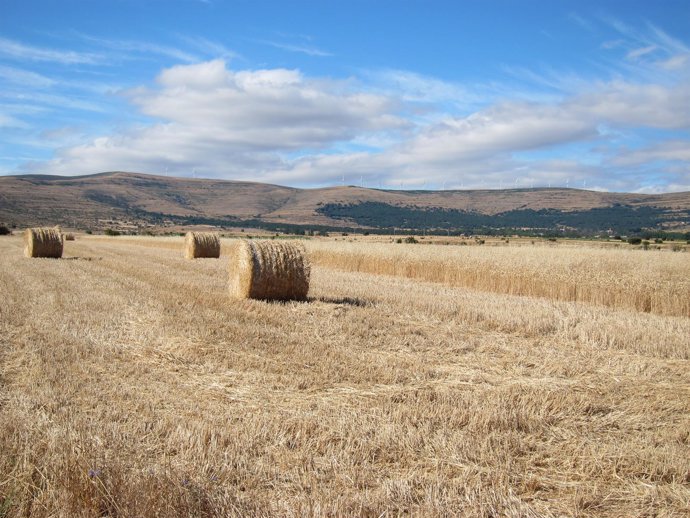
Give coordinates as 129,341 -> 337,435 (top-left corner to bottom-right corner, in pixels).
104,228 -> 121,236
404,236 -> 418,244
0,225 -> 11,235
642,240 -> 650,250
627,237 -> 642,245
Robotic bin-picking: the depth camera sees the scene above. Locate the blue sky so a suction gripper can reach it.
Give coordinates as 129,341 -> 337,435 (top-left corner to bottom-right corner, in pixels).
1,0 -> 689,192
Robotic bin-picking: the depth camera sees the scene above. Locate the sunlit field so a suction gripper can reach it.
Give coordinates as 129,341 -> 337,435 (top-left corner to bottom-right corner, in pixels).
1,235 -> 688,517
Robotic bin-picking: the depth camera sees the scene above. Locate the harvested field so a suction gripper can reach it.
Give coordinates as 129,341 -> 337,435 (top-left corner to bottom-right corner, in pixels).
0,235 -> 688,517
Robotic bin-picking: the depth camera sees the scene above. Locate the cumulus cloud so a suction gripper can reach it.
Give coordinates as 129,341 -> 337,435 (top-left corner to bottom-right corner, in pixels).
131,60 -> 404,148
33,60 -> 407,175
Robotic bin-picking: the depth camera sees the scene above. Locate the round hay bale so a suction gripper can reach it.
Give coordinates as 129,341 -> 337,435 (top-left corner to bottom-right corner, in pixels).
228,240 -> 310,301
184,232 -> 220,259
24,227 -> 63,258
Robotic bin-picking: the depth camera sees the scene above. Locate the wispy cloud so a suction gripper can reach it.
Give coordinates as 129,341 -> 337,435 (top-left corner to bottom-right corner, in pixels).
0,37 -> 101,64
626,45 -> 657,61
568,12 -> 595,32
257,39 -> 332,57
75,34 -> 199,63
0,113 -> 29,128
177,35 -> 239,60
0,65 -> 56,88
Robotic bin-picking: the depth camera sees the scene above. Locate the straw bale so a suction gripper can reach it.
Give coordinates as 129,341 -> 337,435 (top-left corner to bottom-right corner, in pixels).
228,240 -> 310,301
184,232 -> 220,259
24,227 -> 63,258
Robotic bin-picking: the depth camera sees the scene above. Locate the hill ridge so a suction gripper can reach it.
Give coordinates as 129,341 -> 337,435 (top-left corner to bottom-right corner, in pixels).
1,172 -> 689,234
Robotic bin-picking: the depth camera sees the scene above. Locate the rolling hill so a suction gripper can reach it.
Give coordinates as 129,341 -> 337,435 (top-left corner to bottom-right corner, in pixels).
1,171 -> 689,236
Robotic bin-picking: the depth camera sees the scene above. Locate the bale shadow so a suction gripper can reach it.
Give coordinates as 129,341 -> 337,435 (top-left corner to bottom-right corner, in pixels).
309,296 -> 371,307
255,296 -> 370,307
62,257 -> 103,261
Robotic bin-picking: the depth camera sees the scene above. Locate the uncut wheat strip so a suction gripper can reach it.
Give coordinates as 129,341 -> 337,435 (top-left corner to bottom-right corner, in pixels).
305,242 -> 690,318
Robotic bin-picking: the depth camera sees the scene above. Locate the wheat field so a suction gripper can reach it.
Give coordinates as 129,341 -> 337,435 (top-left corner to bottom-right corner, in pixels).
0,235 -> 689,517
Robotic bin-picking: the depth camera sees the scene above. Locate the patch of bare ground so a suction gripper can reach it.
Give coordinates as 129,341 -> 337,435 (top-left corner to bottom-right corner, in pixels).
0,236 -> 688,516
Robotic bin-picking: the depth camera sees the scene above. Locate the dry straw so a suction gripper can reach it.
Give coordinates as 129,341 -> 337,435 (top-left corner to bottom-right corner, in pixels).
228,240 -> 310,301
24,227 -> 63,258
184,232 -> 221,259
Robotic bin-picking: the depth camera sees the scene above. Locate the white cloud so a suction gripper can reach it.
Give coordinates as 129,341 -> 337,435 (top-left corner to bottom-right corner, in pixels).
124,60 -> 407,151
612,140 -> 690,166
31,60 -> 407,175
572,80 -> 690,129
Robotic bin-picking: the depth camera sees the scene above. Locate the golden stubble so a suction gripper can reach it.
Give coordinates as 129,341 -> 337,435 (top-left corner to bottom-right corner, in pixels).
0,235 -> 688,517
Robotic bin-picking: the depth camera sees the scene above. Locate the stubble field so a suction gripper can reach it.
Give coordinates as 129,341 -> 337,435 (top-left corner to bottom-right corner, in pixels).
1,235 -> 689,517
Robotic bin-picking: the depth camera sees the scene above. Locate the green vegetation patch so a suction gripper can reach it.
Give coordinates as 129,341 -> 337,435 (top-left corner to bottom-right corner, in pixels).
316,201 -> 679,234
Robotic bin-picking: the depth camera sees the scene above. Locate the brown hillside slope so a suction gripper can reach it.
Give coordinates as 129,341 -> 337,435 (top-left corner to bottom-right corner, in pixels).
1,171 -> 689,228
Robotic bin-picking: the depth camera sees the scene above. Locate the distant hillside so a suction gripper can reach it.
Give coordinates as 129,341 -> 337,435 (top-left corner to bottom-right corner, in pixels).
1,172 -> 689,236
